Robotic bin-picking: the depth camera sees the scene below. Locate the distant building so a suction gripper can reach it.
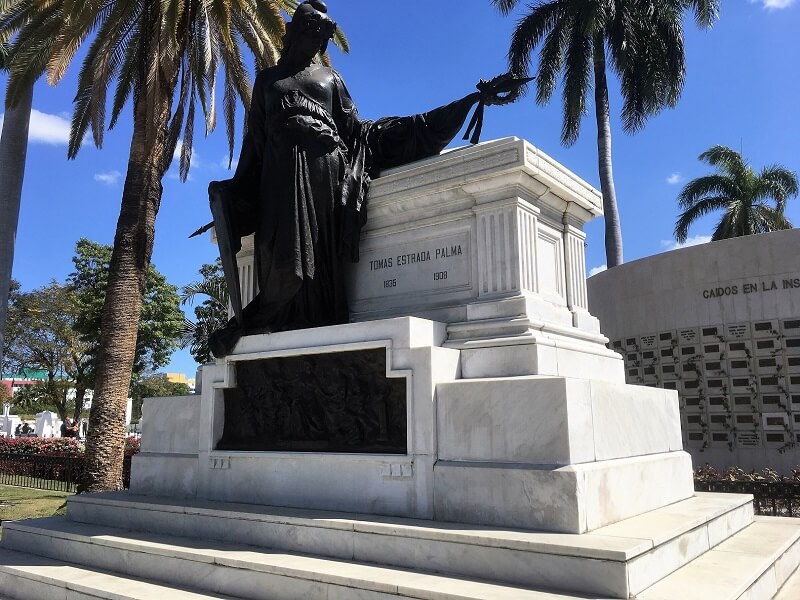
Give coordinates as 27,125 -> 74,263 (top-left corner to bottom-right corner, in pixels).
165,373 -> 196,391
588,229 -> 800,473
1,370 -> 92,410
1,369 -> 49,397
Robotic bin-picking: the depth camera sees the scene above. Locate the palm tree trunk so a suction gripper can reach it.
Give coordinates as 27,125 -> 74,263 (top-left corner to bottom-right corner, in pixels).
80,88 -> 173,492
0,83 -> 33,373
593,35 -> 623,268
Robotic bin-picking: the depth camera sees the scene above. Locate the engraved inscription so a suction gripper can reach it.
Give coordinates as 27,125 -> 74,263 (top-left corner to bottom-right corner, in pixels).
354,232 -> 471,300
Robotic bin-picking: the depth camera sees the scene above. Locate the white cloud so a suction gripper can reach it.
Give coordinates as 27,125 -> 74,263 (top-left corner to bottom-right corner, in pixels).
94,170 -> 122,186
660,235 -> 712,251
750,0 -> 796,9
588,264 -> 607,277
29,109 -> 73,145
0,109 -> 73,145
666,172 -> 684,185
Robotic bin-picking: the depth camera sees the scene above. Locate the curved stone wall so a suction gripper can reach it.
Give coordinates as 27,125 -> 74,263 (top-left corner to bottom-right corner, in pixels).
588,229 -> 800,473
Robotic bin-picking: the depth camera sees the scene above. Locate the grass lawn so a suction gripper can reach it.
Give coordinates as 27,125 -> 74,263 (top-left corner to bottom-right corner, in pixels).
0,484 -> 70,529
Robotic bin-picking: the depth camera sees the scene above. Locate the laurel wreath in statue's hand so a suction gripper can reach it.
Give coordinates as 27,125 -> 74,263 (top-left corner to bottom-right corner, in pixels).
463,72 -> 534,145
477,72 -> 534,106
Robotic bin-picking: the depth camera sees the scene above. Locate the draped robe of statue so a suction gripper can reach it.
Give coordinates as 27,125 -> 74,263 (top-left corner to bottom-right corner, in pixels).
223,62 -> 480,333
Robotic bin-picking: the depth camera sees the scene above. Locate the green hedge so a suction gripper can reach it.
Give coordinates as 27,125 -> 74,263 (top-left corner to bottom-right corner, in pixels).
0,436 -> 140,458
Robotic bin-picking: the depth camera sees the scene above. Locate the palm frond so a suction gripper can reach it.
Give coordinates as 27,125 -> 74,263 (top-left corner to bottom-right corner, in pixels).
492,0 -> 520,16
46,2 -> 111,86
677,175 -> 738,209
615,4 -> 685,132
69,31 -> 106,157
160,0 -> 185,58
0,40 -> 8,71
180,91 -> 196,181
675,196 -> 729,242
84,1 -> 143,149
508,1 -> 564,80
685,0 -> 720,28
164,51 -> 192,167
180,279 -> 228,306
560,22 -> 591,145
754,205 -> 793,233
755,165 -> 799,212
710,211 -> 736,241
223,60 -> 237,164
4,3 -> 62,109
698,145 -> 749,177
109,21 -> 142,129
0,1 -> 39,47
532,10 -> 570,104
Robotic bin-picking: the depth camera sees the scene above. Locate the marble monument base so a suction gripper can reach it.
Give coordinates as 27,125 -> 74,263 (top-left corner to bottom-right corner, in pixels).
131,316 -> 691,535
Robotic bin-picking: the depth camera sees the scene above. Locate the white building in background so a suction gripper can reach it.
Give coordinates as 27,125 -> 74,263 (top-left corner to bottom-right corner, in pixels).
588,228 -> 800,473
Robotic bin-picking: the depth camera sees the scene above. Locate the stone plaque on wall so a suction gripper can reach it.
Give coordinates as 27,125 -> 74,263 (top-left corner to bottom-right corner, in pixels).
217,349 -> 407,453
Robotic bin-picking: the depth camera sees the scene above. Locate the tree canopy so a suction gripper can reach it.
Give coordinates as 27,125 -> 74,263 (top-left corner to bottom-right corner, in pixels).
3,281 -> 90,420
68,238 -> 184,381
674,146 -> 798,243
2,240 -> 184,419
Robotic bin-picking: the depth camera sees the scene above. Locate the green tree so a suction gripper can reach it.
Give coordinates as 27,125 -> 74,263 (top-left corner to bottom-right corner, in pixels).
180,259 -> 229,365
1,0 -> 347,492
491,0 -> 719,267
10,380 -> 74,420
2,242 -> 184,421
0,42 -> 33,375
130,373 -> 191,422
68,239 -> 185,383
674,145 -> 798,243
3,282 -> 89,421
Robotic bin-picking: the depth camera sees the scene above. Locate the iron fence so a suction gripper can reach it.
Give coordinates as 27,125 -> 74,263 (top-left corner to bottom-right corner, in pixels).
695,480 -> 800,517
0,454 -> 132,492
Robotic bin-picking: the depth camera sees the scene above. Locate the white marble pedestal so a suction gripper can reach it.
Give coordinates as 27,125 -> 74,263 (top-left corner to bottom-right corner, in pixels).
132,315 -> 692,534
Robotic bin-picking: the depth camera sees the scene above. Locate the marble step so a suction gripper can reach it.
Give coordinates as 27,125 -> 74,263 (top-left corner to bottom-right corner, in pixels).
638,517 -> 800,600
2,515 -> 798,600
0,529 -> 613,600
17,491 -> 754,598
0,547 -> 240,600
774,562 -> 800,599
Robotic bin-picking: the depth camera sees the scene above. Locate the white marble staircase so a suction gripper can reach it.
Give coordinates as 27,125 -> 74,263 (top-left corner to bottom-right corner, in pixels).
0,491 -> 799,599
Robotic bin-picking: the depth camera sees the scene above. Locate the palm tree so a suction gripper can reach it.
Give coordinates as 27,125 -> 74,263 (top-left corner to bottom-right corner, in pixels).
491,0 -> 719,267
0,0 -> 346,491
675,145 -> 798,243
180,259 -> 229,365
0,42 -> 33,377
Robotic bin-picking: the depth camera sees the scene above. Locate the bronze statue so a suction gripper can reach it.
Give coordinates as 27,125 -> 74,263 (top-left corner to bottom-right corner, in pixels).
206,0 -> 527,357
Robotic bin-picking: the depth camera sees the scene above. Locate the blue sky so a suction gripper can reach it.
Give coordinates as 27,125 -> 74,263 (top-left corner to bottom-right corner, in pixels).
2,0 -> 799,377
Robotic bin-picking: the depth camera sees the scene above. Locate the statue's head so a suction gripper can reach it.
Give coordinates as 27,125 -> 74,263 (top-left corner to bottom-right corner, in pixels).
281,0 -> 337,61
